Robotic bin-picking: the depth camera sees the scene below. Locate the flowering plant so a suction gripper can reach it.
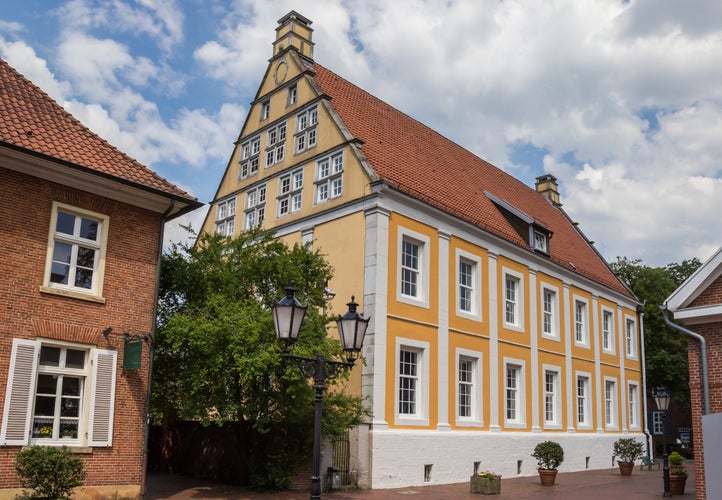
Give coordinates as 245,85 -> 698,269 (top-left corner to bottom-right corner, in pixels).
38,426 -> 52,437
476,471 -> 500,479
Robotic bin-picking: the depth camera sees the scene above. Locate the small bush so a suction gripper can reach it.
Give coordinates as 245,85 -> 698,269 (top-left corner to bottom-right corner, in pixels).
613,437 -> 645,463
532,441 -> 564,470
15,446 -> 86,500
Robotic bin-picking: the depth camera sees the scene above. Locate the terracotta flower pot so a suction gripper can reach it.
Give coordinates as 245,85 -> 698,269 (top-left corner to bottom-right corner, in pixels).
669,474 -> 687,495
538,469 -> 557,486
617,461 -> 634,476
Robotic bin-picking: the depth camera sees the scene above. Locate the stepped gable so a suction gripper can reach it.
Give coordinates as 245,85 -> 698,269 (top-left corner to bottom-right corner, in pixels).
312,63 -> 629,297
0,58 -> 193,200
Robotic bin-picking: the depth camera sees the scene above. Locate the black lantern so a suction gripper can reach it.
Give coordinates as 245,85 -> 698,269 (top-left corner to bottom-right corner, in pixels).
653,386 -> 672,497
273,283 -> 307,345
336,296 -> 370,362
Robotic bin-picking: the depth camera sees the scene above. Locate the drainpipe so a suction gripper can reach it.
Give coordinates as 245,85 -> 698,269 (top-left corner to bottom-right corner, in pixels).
661,305 -> 710,416
638,306 -> 652,457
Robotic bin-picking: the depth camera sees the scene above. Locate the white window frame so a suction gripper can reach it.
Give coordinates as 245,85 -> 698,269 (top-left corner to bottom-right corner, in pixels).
540,284 -> 560,340
294,105 -> 318,154
503,358 -> 526,428
456,348 -> 483,427
542,365 -> 562,429
239,135 -> 261,179
215,197 -> 237,237
602,308 -> 615,354
628,382 -> 640,429
287,84 -> 297,106
625,316 -> 638,359
244,184 -> 267,230
502,268 -> 524,332
0,338 -> 117,447
265,121 -> 287,168
576,372 -> 592,429
395,338 -> 429,426
604,377 -> 618,429
277,168 -> 303,218
396,228 -> 430,309
456,250 -> 482,321
533,230 -> 548,253
574,297 -> 589,347
261,99 -> 270,121
652,411 -> 666,435
41,202 -> 109,301
314,151 -> 343,205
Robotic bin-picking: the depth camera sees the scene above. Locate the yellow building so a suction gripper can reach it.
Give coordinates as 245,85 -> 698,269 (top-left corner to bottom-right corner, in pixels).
201,11 -> 646,489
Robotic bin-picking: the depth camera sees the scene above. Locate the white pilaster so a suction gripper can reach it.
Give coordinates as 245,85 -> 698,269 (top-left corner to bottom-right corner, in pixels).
563,283 -> 575,433
529,269 -> 541,432
487,252 -> 501,431
437,231 -> 451,431
593,294 -> 604,433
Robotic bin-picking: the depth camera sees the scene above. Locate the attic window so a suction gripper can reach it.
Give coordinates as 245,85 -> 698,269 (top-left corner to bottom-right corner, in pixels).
533,230 -> 548,253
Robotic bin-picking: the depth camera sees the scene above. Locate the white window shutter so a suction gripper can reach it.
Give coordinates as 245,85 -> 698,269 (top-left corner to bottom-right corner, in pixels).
0,339 -> 38,446
88,349 -> 117,447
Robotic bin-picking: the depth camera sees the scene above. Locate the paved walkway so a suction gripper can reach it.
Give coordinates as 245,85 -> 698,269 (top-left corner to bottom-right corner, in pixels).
146,465 -> 696,499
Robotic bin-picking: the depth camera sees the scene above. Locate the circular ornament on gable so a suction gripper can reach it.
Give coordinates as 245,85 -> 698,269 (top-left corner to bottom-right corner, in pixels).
274,60 -> 288,85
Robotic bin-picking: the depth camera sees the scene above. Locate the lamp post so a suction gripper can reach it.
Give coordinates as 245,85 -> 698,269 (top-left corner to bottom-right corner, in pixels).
653,386 -> 672,498
273,283 -> 369,500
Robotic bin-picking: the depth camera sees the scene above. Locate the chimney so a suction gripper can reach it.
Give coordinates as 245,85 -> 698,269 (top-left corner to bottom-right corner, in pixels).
535,174 -> 560,205
273,11 -> 314,60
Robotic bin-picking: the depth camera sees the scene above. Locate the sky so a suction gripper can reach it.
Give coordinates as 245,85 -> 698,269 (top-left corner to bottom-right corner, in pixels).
2,0 -> 721,268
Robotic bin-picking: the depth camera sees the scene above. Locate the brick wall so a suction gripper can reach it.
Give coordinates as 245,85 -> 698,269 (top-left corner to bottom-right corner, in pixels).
0,167 -> 162,489
686,321 -> 722,500
689,275 -> 722,308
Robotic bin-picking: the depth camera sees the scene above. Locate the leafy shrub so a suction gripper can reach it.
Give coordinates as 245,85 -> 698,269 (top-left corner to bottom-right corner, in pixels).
613,437 -> 645,463
532,441 -> 564,470
15,446 -> 86,500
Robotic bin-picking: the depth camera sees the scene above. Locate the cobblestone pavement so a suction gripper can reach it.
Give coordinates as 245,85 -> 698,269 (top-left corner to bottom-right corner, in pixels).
146,465 -> 696,499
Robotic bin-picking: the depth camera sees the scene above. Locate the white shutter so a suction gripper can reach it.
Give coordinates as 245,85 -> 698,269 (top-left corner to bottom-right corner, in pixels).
88,349 -> 117,447
0,339 -> 38,446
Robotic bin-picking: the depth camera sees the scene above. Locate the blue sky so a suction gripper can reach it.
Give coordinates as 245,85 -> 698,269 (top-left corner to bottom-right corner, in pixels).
2,0 -> 722,267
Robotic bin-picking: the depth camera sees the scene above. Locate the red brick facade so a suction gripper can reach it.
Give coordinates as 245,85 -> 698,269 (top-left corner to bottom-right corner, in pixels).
0,167 -> 159,491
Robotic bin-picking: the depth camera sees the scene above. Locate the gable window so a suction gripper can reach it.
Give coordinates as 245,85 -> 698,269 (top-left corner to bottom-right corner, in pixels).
502,269 -> 524,330
265,122 -> 287,168
543,368 -> 561,427
277,169 -> 303,217
261,100 -> 270,121
395,338 -> 429,426
574,299 -> 589,346
0,338 -> 117,447
576,374 -> 590,427
295,105 -> 318,154
625,317 -> 637,358
605,379 -> 617,427
239,135 -> 261,179
244,184 -> 266,229
315,152 -> 343,204
541,285 -> 559,339
215,197 -> 236,236
42,202 -> 109,299
602,309 -> 615,353
287,84 -> 297,106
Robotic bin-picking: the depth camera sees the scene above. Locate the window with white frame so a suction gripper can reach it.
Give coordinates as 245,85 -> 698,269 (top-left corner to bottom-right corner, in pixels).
504,361 -> 525,426
503,271 -> 523,329
543,368 -> 560,426
260,100 -> 270,121
605,379 -> 617,427
576,374 -> 590,427
0,338 -> 117,447
265,122 -> 287,168
533,230 -> 548,253
215,197 -> 236,236
602,309 -> 615,353
628,383 -> 639,428
626,318 -> 637,358
395,339 -> 429,426
277,169 -> 303,217
652,411 -> 666,434
315,152 -> 343,204
574,299 -> 588,345
43,202 -> 109,298
239,135 -> 261,179
287,84 -> 297,106
456,350 -> 482,425
457,251 -> 481,319
397,228 -> 430,307
244,184 -> 267,229
541,286 -> 558,339
295,105 -> 318,153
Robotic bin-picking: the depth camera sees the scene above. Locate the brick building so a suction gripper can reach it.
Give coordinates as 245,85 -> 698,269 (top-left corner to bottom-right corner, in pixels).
665,246 -> 722,500
0,58 -> 200,498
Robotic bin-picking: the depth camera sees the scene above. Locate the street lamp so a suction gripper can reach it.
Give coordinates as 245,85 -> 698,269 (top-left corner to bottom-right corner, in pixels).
653,386 -> 672,498
273,283 -> 369,499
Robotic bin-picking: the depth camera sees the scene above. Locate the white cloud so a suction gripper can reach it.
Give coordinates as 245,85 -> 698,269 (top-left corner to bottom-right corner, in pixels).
0,39 -> 72,103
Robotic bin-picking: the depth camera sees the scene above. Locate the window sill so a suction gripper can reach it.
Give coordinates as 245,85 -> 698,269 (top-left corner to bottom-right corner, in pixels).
39,286 -> 106,304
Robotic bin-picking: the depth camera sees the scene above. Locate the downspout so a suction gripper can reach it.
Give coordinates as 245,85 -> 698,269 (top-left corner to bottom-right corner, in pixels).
638,306 -> 652,456
661,305 -> 710,416
140,199 -> 175,498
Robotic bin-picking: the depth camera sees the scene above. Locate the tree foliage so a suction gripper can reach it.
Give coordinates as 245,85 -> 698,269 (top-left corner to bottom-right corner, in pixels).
610,257 -> 701,408
152,227 -> 368,488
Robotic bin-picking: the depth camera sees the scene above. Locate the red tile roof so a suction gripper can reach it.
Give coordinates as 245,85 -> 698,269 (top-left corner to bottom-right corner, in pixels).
0,58 -> 195,201
313,64 -> 632,298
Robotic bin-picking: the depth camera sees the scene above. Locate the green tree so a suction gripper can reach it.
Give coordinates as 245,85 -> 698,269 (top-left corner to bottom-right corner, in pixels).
610,257 -> 701,408
153,227 -> 367,489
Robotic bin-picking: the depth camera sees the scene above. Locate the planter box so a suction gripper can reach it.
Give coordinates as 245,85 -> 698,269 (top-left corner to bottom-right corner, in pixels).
470,475 -> 501,494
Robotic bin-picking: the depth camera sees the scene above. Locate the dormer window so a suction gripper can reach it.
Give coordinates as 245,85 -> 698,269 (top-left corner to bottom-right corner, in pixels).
484,191 -> 552,257
533,229 -> 549,254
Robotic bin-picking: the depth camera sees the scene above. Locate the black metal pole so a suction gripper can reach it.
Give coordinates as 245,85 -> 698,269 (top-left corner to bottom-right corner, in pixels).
663,413 -> 671,497
311,353 -> 326,499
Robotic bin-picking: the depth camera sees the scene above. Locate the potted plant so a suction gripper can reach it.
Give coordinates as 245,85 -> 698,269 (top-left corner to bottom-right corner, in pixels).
531,441 -> 564,486
470,470 -> 501,495
613,437 -> 644,475
668,451 -> 687,494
